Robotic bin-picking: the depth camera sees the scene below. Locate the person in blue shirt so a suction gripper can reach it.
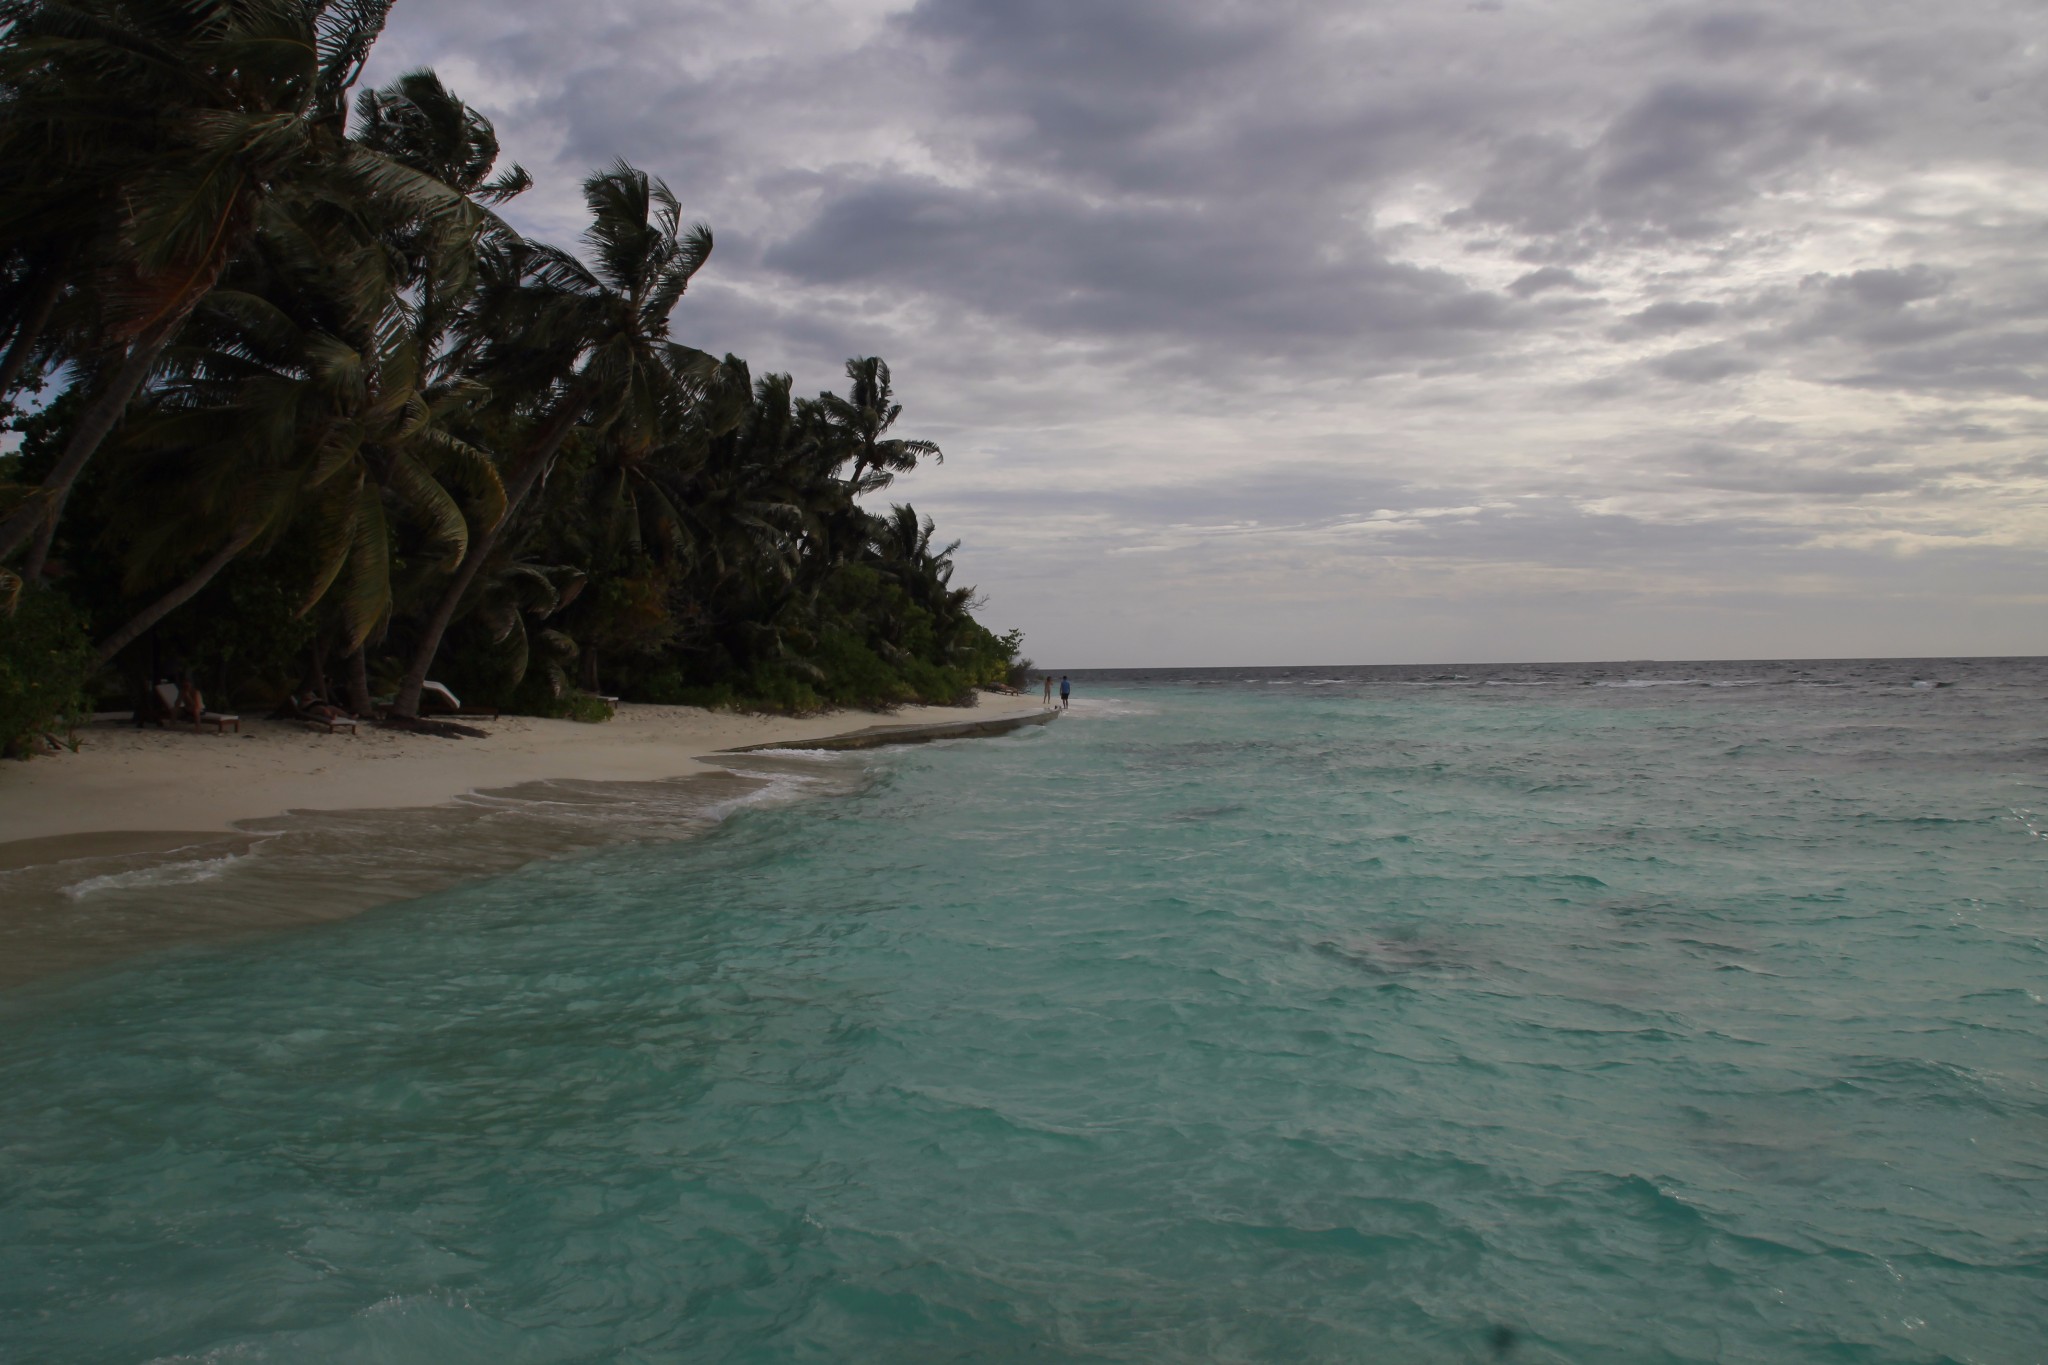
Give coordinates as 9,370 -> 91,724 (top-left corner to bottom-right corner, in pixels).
1059,675 -> 1071,709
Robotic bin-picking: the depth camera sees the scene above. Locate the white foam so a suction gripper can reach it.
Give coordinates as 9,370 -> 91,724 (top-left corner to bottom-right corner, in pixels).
62,853 -> 246,899
703,767 -> 838,820
1061,698 -> 1159,718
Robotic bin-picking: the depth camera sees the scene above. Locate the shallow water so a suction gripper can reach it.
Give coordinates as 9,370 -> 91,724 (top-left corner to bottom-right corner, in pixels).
4,659 -> 2046,1362
0,761 -> 835,985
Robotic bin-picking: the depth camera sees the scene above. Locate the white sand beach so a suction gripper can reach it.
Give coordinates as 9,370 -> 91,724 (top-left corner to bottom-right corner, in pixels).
0,694 -> 1051,850
0,694 -> 1056,984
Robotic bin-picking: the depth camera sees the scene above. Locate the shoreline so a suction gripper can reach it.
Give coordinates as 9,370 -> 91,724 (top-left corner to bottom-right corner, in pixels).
0,695 -> 1054,847
0,697 -> 1056,987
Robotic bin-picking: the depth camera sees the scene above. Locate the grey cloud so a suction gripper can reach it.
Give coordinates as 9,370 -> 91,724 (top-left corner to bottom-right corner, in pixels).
1819,266 -> 1948,310
1778,266 -> 1964,347
1648,342 -> 1759,384
1509,266 -> 1590,297
1452,77 -> 1874,247
1729,265 -> 2048,395
363,0 -> 2048,662
1671,443 -> 1922,497
760,173 -> 1511,362
1676,9 -> 1776,59
949,478 -> 1816,577
1619,300 -> 1719,332
1830,330 -> 2048,396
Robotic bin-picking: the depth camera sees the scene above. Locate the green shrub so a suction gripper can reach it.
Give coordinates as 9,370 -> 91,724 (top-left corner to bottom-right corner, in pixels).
558,691 -> 615,723
503,670 -> 615,722
0,587 -> 95,759
814,630 -> 908,706
734,663 -> 824,714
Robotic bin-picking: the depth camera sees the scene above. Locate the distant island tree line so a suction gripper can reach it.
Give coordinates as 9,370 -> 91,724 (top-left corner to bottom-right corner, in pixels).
0,0 -> 1030,755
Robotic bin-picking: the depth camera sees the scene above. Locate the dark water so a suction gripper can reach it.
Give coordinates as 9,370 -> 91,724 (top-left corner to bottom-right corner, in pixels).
3,657 -> 2045,1362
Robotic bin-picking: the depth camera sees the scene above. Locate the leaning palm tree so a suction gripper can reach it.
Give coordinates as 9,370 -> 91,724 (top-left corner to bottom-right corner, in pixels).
88,270 -> 502,668
81,62 -> 518,667
389,160 -> 716,718
0,0 -> 474,574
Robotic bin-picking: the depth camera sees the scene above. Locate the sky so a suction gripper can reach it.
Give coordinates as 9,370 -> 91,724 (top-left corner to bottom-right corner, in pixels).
363,0 -> 2048,666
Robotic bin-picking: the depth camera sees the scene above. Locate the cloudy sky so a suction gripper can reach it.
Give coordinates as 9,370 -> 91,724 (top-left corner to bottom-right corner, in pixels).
365,0 -> 2048,666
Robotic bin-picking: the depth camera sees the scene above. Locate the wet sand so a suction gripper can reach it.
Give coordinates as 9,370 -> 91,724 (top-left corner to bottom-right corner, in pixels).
0,696 -> 1052,843
0,697 -> 1055,986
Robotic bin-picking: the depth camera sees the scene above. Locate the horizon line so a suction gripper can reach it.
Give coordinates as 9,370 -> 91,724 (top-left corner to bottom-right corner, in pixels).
1042,652 -> 2045,671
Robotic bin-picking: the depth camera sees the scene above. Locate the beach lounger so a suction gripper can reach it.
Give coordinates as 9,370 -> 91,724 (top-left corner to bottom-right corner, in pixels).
280,693 -> 358,734
152,682 -> 240,733
418,681 -> 498,721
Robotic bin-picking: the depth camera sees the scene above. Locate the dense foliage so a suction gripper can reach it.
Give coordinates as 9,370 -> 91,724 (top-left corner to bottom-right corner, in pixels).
0,0 -> 1022,752
0,583 -> 90,757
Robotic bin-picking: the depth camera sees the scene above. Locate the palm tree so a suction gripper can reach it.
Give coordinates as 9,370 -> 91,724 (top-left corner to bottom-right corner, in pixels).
0,6 -> 1025,745
817,357 -> 942,489
390,161 -> 715,718
87,260 -> 501,667
78,62 -> 518,670
0,0 -> 473,574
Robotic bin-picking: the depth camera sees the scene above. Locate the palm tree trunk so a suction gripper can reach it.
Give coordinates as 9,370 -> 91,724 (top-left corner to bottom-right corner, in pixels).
344,647 -> 374,717
300,632 -> 331,704
0,266 -> 62,401
21,504 -> 60,583
0,302 -> 192,565
390,391 -> 590,719
93,524 -> 262,666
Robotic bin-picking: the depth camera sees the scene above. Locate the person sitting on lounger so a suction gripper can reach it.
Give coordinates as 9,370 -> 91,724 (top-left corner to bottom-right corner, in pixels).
297,691 -> 351,723
176,673 -> 206,725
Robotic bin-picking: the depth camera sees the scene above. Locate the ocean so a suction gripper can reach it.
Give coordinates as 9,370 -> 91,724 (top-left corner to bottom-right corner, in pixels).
3,658 -> 2045,1362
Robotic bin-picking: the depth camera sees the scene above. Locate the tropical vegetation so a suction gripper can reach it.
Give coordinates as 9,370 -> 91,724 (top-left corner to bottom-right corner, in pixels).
0,0 -> 1024,756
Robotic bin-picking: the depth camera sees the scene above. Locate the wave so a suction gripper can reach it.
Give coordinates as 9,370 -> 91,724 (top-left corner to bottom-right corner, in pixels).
61,850 -> 251,899
1061,698 -> 1159,717
1,763 -> 859,987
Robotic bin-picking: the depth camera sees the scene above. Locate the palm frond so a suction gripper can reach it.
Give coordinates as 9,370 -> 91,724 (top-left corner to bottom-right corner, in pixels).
387,448 -> 467,566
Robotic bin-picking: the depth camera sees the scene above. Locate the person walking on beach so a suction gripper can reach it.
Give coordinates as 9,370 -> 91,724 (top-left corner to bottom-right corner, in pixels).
1042,674 -> 1054,708
1059,675 -> 1071,709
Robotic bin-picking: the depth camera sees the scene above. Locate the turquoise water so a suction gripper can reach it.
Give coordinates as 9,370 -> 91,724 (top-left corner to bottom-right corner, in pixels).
4,660 -> 2047,1363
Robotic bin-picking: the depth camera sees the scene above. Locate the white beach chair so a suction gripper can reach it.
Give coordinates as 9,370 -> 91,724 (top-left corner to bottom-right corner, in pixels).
153,681 -> 240,733
417,680 -> 499,721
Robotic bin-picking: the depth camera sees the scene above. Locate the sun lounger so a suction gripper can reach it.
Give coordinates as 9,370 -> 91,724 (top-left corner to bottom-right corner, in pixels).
418,681 -> 498,721
280,693 -> 358,734
153,682 -> 240,733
